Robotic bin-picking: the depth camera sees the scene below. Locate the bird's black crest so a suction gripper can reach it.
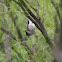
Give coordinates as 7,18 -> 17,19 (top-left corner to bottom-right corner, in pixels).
28,20 -> 29,24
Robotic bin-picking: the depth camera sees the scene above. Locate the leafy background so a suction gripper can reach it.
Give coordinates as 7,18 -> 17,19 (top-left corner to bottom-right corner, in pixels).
0,0 -> 59,62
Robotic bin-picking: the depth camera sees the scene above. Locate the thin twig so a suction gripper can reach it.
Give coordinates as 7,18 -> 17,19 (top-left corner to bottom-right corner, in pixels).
51,0 -> 60,21
36,0 -> 40,19
0,26 -> 32,52
14,16 -> 24,41
0,26 -> 34,60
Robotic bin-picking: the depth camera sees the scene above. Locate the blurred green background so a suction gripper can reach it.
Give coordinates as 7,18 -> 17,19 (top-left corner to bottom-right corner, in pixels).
0,0 -> 59,62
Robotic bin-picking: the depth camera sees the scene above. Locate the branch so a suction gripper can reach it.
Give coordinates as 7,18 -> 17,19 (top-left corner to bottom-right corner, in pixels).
60,0 -> 62,8
10,46 -> 28,62
59,0 -> 62,45
11,47 -> 28,62
59,19 -> 62,50
25,0 -> 37,11
1,26 -> 17,40
52,59 -> 57,62
14,1 -> 41,33
35,0 -> 40,19
13,16 -> 24,41
0,26 -> 33,54
1,27 -> 30,61
35,1 -> 52,46
20,0 -> 53,47
59,0 -> 62,48
54,15 -> 59,33
13,16 -> 36,59
14,0 -> 53,48
51,0 -> 60,21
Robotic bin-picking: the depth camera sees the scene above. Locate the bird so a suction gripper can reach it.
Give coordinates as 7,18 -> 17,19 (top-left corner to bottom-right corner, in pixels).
25,19 -> 35,37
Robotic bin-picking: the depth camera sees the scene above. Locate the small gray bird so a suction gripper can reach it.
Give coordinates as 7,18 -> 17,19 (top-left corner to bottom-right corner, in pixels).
25,19 -> 35,37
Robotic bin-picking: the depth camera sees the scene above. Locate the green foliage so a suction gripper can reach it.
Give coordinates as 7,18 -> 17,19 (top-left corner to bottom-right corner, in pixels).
0,52 -> 6,62
0,0 -> 58,62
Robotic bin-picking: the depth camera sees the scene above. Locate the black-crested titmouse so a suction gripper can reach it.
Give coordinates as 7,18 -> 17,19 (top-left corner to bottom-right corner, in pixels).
25,19 -> 35,37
